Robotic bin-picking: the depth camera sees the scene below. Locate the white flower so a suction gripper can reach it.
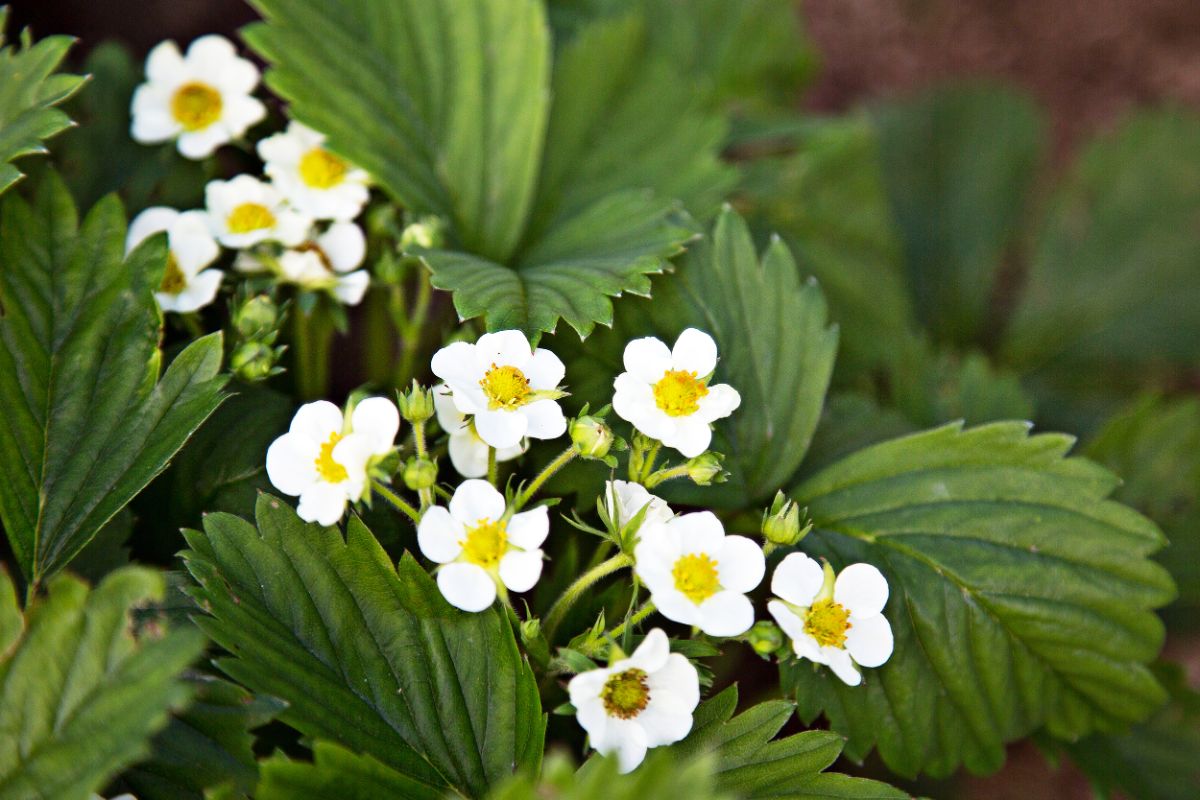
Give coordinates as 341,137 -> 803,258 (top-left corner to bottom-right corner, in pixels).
266,397 -> 399,526
430,330 -> 567,450
258,122 -> 370,220
417,480 -> 548,612
634,511 -> 764,637
205,175 -> 312,249
237,221 -> 370,306
613,328 -> 741,458
767,553 -> 894,686
131,35 -> 265,159
604,480 -> 672,531
568,628 -> 699,773
125,207 -> 221,313
434,384 -> 525,478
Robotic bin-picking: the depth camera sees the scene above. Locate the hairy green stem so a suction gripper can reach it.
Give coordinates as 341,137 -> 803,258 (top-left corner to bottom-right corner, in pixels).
513,447 -> 577,511
544,553 -> 633,639
371,480 -> 420,524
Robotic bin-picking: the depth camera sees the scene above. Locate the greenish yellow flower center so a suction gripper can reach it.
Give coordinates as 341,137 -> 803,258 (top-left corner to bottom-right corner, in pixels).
159,253 -> 186,294
653,369 -> 708,417
314,432 -> 348,483
227,202 -> 276,234
299,147 -> 349,189
479,364 -> 531,410
804,599 -> 851,648
672,553 -> 720,604
171,82 -> 222,131
461,519 -> 507,568
601,668 -> 649,719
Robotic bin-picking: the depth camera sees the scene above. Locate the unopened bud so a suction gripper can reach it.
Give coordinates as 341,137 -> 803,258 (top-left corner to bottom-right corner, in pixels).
230,341 -> 280,382
520,617 -> 550,669
403,457 -> 437,491
762,491 -> 809,547
569,415 -> 614,459
397,381 -> 435,424
233,294 -> 280,340
399,216 -> 446,251
685,452 -> 726,485
747,620 -> 784,657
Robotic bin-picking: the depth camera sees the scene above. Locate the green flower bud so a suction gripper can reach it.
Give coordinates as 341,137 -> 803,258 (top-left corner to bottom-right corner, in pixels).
761,490 -> 810,547
685,451 -> 727,485
233,294 -> 280,340
397,381 -> 436,424
230,341 -> 280,382
569,414 -> 614,459
747,620 -> 784,657
399,215 -> 446,251
520,617 -> 550,670
403,457 -> 438,491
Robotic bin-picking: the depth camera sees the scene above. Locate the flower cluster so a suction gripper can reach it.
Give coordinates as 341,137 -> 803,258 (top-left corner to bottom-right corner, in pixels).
128,35 -> 373,315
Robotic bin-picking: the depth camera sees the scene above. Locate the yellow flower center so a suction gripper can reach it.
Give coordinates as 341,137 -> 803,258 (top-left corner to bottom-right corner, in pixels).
653,369 -> 708,417
672,553 -> 721,604
461,519 -> 508,569
159,253 -> 186,294
314,432 -> 349,483
298,147 -> 349,189
479,364 -> 531,411
171,82 -> 223,131
601,668 -> 650,719
804,599 -> 851,648
227,202 -> 276,234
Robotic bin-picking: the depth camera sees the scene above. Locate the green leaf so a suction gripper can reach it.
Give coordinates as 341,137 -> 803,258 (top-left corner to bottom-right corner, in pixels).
182,494 -> 545,798
872,84 -> 1044,345
495,749 -> 724,800
121,675 -> 285,800
0,173 -> 229,586
888,347 -> 1035,429
670,685 -> 910,798
256,742 -> 443,800
0,566 -> 205,800
0,8 -> 86,196
782,422 -> 1175,778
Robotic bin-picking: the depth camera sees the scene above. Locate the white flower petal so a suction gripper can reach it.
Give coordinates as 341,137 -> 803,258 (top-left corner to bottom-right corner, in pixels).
845,613 -> 894,668
186,34 -> 238,67
568,669 -> 611,709
637,703 -> 693,748
714,535 -> 765,594
474,408 -> 528,450
127,207 -> 178,252
520,399 -> 566,441
627,628 -> 670,673
449,479 -> 505,525
834,563 -> 889,618
177,126 -> 229,160
274,209 -> 313,247
130,103 -> 179,143
447,431 -> 490,479
213,54 -> 259,95
662,415 -> 712,458
265,432 -> 319,496
826,648 -> 862,686
296,482 -> 348,526
525,348 -> 565,389
622,336 -> 672,383
651,588 -> 701,627
573,696 -> 609,742
611,722 -> 649,774
145,40 -> 186,84
474,330 -> 532,371
673,511 -> 725,555
671,328 -> 718,376
645,652 -> 700,712
498,549 -> 543,593
221,94 -> 267,135
437,563 -> 496,612
696,383 -> 741,423
333,271 -> 370,306
416,506 -> 463,564
318,222 -> 366,271
351,397 -> 400,455
612,373 -> 673,439
289,400 -> 344,441
434,384 -> 466,431
171,211 -> 220,272
169,269 -> 222,313
507,506 -> 549,550
696,590 -> 755,637
767,600 -> 806,647
431,342 -> 481,388
772,552 -> 824,607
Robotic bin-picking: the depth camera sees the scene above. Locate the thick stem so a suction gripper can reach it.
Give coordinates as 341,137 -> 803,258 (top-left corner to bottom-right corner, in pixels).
513,447 -> 577,511
371,480 -> 421,524
543,553 -> 633,639
412,419 -> 434,509
644,464 -> 689,489
487,446 -> 498,486
393,269 -> 433,387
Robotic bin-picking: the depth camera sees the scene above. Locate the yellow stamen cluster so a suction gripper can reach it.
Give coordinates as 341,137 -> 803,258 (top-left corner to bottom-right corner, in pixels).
314,432 -> 348,483
461,519 -> 508,569
171,82 -> 222,131
601,668 -> 650,719
804,599 -> 851,648
653,369 -> 708,417
227,202 -> 276,234
159,253 -> 186,294
479,364 -> 531,411
672,553 -> 721,604
299,148 -> 349,189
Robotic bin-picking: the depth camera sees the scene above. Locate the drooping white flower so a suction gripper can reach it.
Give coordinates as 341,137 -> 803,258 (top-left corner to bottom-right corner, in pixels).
433,384 -> 525,478
125,207 -> 221,313
266,397 -> 399,526
131,35 -> 265,159
634,511 -> 764,637
205,175 -> 312,249
417,480 -> 548,612
613,328 -> 741,458
430,330 -> 567,450
767,553 -> 894,686
568,628 -> 699,773
604,480 -> 672,531
237,221 -> 370,306
258,122 -> 370,221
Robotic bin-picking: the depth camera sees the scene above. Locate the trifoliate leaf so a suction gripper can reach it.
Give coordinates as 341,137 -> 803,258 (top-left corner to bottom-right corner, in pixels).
782,422 -> 1175,778
0,173 -> 228,587
0,567 -> 204,800
669,685 -> 910,798
182,495 -> 545,798
0,8 -> 85,196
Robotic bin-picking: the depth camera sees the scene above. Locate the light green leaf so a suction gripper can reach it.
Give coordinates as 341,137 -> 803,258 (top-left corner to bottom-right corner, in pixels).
0,173 -> 228,587
872,84 -> 1045,345
669,685 -> 910,798
491,750 -> 724,800
783,422 -> 1174,778
182,495 -> 545,798
0,7 -> 86,196
256,742 -> 443,800
0,566 -> 205,800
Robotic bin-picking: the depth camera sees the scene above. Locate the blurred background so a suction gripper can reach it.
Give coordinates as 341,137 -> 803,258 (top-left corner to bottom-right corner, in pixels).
10,1 -> 1199,798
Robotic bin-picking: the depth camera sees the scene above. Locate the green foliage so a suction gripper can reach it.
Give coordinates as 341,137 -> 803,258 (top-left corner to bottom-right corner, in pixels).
0,7 -> 85,196
888,348 -> 1034,429
491,750 -> 724,800
783,422 -> 1174,778
0,173 -> 228,587
0,567 -> 205,800
183,495 -> 545,798
668,685 -> 910,798
256,742 -> 443,800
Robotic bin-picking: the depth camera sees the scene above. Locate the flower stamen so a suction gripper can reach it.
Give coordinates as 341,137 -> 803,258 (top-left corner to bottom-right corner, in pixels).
159,253 -> 186,294
227,202 -> 276,234
601,668 -> 650,719
461,519 -> 508,569
171,82 -> 223,131
479,364 -> 531,411
314,432 -> 349,483
653,369 -> 708,417
804,599 -> 851,648
672,553 -> 721,604
299,148 -> 349,189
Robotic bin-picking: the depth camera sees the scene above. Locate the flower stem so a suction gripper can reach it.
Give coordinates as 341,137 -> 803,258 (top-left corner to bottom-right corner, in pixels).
644,464 -> 689,488
513,446 -> 577,511
487,446 -> 498,486
412,419 -> 434,509
599,601 -> 656,657
543,553 -> 633,639
292,304 -> 333,400
639,441 -> 662,483
371,479 -> 420,524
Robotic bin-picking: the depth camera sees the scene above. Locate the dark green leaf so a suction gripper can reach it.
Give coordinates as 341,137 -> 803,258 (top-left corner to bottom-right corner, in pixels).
784,422 -> 1174,778
182,494 -> 545,798
0,173 -> 228,586
0,567 -> 205,800
888,347 -> 1035,429
256,742 -> 443,800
